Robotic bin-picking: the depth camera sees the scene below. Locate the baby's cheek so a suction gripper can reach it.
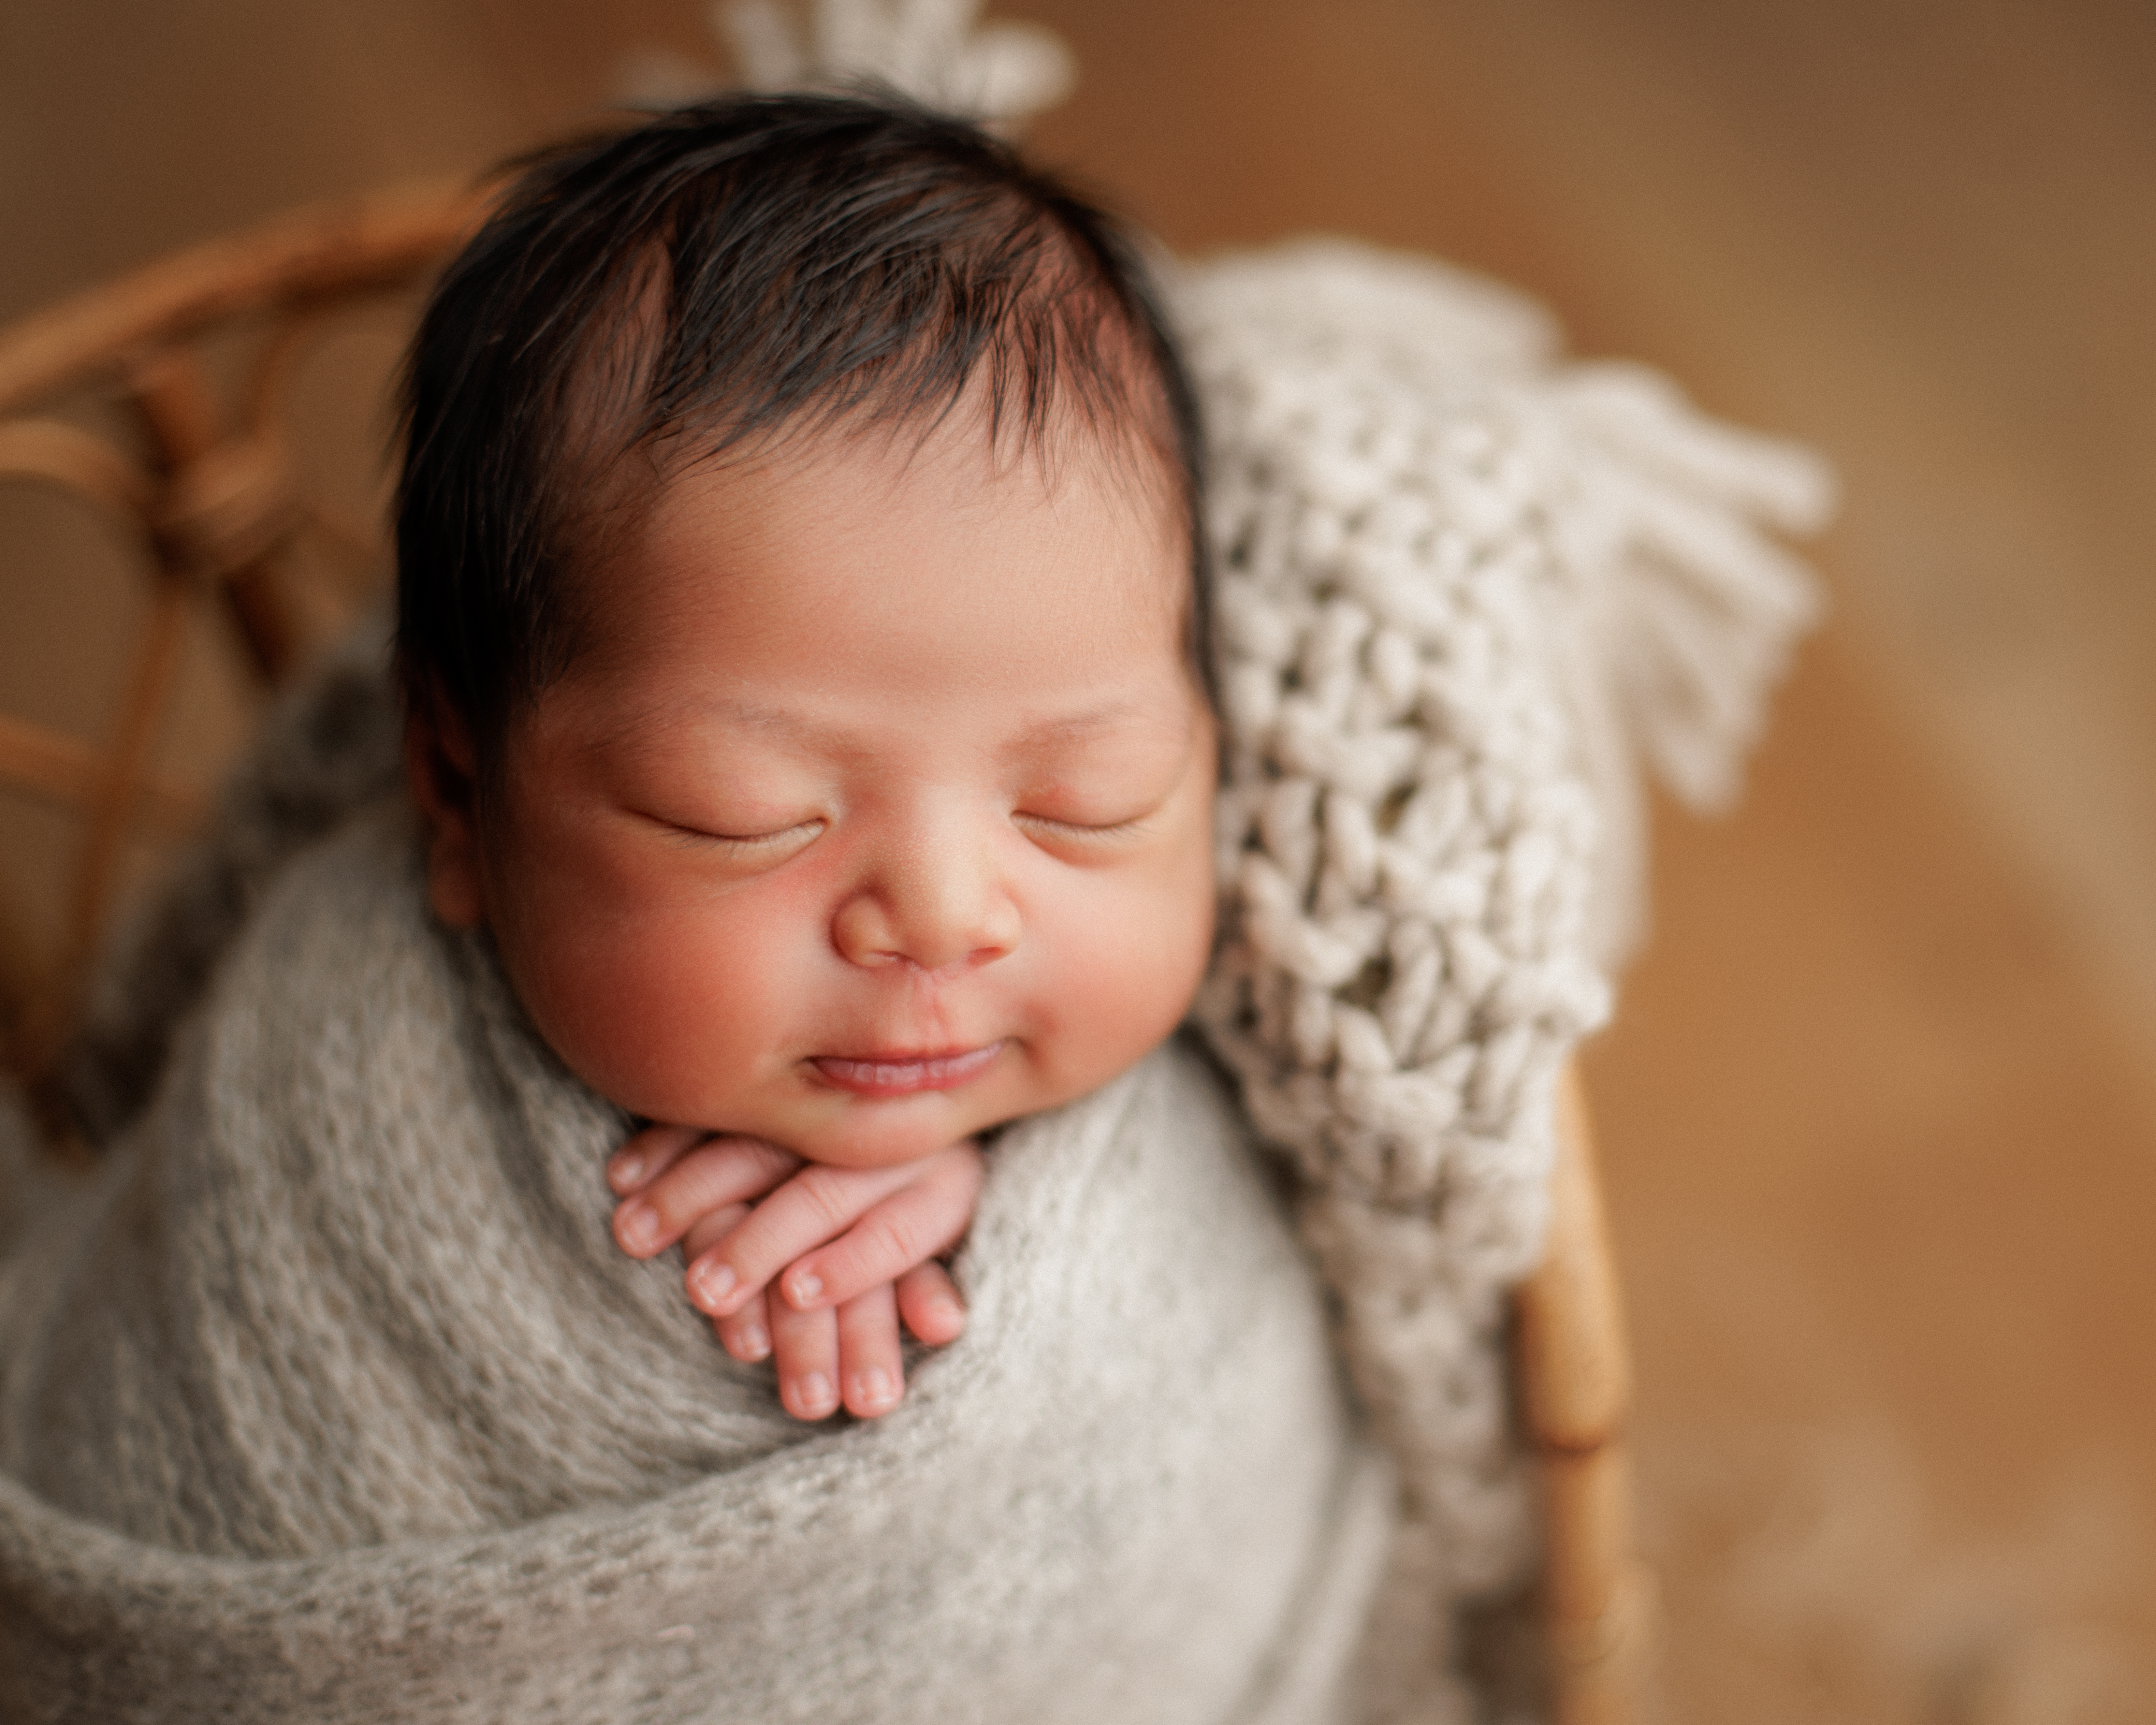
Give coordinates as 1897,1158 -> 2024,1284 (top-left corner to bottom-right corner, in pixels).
1041,868 -> 1215,1095
508,899 -> 794,1125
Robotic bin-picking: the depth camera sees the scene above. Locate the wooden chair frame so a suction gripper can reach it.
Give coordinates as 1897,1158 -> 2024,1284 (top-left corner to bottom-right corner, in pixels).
0,180 -> 493,1080
0,186 -> 1651,1723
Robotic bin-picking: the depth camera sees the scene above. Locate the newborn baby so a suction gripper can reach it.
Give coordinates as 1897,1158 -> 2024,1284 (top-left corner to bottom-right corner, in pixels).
398,90 -> 1217,1425
0,91 -> 1392,1725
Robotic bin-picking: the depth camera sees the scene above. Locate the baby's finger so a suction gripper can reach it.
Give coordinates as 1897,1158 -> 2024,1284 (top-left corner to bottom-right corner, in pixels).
836,1284 -> 904,1419
895,1261 -> 968,1348
686,1160 -> 918,1315
714,1288 -> 771,1364
769,1291 -> 841,1421
777,1150 -> 983,1312
606,1122 -> 704,1196
613,1136 -> 801,1259
681,1203 -> 751,1265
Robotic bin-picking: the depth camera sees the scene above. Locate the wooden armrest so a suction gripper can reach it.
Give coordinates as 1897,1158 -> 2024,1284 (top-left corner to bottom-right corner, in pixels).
1513,1060 -> 1657,1725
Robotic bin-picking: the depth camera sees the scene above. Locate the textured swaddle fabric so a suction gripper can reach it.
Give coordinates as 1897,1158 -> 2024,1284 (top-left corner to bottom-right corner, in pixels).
0,807 -> 1393,1724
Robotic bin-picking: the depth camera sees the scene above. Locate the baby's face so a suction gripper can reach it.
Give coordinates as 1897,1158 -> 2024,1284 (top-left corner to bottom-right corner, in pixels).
436,415 -> 1215,1168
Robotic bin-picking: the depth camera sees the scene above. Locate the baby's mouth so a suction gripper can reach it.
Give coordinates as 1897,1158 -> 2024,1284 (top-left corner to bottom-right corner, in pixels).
808,1042 -> 1006,1097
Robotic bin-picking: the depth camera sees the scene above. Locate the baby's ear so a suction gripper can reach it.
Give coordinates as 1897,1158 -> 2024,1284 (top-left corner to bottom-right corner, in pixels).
404,687 -> 489,931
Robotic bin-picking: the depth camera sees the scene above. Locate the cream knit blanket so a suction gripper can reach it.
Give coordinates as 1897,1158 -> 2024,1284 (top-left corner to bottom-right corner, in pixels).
1175,241 -> 1827,1708
0,805 -> 1394,1724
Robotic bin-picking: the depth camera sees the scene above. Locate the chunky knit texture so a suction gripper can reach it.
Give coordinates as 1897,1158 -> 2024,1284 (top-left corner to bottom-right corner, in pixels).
722,0 -> 1075,131
1173,241 -> 1828,1709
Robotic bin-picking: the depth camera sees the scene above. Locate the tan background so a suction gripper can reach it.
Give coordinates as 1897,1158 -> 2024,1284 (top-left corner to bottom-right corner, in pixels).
5,3 -> 2155,1719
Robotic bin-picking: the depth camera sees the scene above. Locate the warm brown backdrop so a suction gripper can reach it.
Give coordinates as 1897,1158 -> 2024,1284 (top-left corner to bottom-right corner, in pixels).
5,4 -> 2154,1719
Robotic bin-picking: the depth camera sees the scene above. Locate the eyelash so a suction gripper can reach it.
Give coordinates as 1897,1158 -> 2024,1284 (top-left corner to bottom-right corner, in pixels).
659,811 -> 1148,854
665,819 -> 824,853
1013,811 -> 1150,842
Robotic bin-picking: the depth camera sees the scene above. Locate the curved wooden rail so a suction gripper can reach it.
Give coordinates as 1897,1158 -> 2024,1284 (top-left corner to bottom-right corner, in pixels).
0,180 -> 492,1085
0,179 -> 493,417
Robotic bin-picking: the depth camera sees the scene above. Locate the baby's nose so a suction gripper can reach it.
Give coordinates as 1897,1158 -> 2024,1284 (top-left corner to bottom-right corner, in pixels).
831,841 -> 1020,974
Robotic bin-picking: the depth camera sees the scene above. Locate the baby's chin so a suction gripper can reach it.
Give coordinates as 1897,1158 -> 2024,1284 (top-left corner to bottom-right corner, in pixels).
776,1081 -> 1029,1168
720,1061 -> 1080,1167
595,1036 -> 1164,1167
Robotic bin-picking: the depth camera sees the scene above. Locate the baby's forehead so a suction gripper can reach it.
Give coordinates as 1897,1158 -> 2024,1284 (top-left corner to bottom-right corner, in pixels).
610,398 -> 1189,597
544,406 -> 1204,758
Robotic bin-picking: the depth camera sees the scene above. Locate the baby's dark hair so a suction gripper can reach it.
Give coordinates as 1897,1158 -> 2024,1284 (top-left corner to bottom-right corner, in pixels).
395,90 -> 1209,750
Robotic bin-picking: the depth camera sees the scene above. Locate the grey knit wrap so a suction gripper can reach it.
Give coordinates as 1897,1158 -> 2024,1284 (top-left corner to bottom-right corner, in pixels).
2,805 -> 1396,1724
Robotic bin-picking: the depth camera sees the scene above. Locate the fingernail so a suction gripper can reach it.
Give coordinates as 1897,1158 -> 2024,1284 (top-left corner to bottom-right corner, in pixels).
690,1261 -> 736,1310
853,1367 -> 896,1411
932,1296 -> 966,1333
617,1202 -> 658,1252
608,1153 -> 643,1191
787,1269 -> 823,1309
795,1372 -> 835,1417
734,1322 -> 769,1361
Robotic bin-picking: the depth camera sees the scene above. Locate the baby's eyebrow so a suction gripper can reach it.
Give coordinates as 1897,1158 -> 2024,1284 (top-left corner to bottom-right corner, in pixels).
592,694 -> 1191,767
593,697 -> 854,759
1010,702 -> 1153,747
1004,700 -> 1208,771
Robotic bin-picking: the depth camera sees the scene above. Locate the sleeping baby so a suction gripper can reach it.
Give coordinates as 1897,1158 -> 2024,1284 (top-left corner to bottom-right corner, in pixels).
0,69 -> 1831,1721
0,92 -> 1397,1724
395,87 -> 1219,1428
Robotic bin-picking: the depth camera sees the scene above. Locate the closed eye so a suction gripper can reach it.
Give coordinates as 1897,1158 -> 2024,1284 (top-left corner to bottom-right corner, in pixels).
654,816 -> 825,856
1012,810 -> 1152,843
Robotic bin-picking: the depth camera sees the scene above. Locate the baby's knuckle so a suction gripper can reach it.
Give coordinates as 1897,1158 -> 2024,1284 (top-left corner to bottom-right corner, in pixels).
657,1146 -> 721,1193
792,1167 -> 861,1230
865,1211 -> 926,1270
657,1166 -> 728,1223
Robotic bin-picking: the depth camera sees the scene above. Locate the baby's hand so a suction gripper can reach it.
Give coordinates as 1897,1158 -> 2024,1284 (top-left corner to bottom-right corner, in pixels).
606,1127 -> 983,1423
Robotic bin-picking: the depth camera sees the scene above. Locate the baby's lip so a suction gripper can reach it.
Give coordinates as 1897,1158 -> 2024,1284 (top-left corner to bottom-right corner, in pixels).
807,1042 -> 1006,1097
